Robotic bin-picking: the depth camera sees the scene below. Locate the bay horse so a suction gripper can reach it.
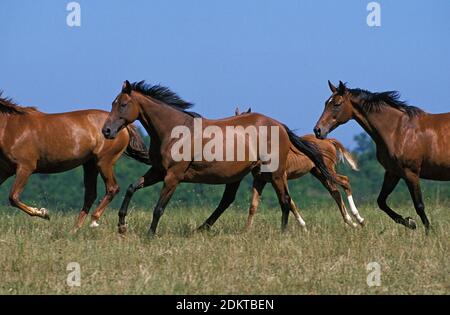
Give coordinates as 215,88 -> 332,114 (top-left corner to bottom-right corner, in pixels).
314,81 -> 450,232
0,92 -> 149,229
102,80 -> 336,236
235,107 -> 364,229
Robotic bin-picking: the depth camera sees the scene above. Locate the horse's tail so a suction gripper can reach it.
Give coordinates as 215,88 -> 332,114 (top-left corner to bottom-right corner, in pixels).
284,125 -> 337,184
329,139 -> 359,171
124,124 -> 151,165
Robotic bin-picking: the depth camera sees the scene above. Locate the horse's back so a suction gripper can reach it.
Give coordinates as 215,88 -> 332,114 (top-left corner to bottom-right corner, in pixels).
203,112 -> 285,128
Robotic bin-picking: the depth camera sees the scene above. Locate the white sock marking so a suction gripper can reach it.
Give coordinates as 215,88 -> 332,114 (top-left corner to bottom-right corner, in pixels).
348,195 -> 364,224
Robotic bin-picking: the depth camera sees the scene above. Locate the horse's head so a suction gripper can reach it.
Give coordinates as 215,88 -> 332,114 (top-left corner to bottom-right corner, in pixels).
314,80 -> 354,139
103,80 -> 140,139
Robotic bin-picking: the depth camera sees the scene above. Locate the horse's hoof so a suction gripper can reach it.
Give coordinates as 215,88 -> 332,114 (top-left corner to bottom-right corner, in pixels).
90,221 -> 100,228
118,224 -> 127,235
359,219 -> 366,227
40,208 -> 50,220
406,217 -> 417,230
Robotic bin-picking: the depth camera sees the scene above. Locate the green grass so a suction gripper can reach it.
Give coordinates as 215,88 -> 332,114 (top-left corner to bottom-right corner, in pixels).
0,204 -> 449,294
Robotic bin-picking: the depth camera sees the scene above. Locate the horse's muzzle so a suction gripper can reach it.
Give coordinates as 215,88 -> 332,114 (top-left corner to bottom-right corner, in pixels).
102,126 -> 115,139
313,126 -> 327,139
102,119 -> 126,139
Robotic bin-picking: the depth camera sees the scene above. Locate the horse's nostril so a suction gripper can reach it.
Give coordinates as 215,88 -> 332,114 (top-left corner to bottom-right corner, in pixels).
103,127 -> 111,137
314,127 -> 321,137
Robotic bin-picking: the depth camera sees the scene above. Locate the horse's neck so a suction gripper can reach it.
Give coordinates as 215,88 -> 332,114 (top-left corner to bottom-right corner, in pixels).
353,105 -> 405,154
136,94 -> 193,145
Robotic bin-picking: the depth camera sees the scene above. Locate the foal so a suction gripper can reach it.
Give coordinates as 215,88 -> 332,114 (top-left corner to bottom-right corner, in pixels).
235,108 -> 364,229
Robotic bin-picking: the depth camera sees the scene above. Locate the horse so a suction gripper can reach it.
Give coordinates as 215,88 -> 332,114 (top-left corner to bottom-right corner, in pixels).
235,107 -> 364,230
314,81 -> 450,232
0,92 -> 149,229
102,80 -> 337,236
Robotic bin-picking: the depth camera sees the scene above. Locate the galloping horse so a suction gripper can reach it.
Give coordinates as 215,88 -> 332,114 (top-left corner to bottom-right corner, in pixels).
0,92 -> 149,229
235,107 -> 364,229
314,81 -> 450,232
102,80 -> 336,236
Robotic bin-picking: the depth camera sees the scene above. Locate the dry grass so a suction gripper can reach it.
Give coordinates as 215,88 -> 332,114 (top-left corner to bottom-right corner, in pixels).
0,204 -> 449,294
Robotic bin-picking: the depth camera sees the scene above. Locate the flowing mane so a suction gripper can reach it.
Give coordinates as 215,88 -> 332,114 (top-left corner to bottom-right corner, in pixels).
129,81 -> 201,117
0,92 -> 40,115
345,86 -> 424,117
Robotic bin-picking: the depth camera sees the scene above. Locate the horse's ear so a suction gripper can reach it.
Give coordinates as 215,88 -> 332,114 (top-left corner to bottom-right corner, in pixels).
338,81 -> 347,95
122,80 -> 132,95
235,107 -> 240,116
246,107 -> 252,113
328,80 -> 337,93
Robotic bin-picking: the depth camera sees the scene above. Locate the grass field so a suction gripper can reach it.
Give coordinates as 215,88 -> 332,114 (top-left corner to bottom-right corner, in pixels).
0,203 -> 449,295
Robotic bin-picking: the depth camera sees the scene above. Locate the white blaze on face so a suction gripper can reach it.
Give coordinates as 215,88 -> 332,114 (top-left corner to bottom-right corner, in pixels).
348,195 -> 365,224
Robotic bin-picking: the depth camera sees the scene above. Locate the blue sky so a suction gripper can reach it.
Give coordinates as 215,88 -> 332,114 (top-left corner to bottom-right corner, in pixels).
1,0 -> 449,147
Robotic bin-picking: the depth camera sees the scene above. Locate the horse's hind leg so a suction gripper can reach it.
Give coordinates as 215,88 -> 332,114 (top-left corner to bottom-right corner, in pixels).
270,175 -> 294,232
198,181 -> 241,231
89,162 -> 120,227
73,161 -> 98,230
311,169 -> 357,228
9,165 -> 49,219
245,179 -> 266,231
377,171 -> 416,229
289,199 -> 307,231
336,174 -> 365,226
404,170 -> 430,233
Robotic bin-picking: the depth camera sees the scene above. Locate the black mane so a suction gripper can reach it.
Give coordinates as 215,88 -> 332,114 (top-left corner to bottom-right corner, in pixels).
346,86 -> 424,117
130,81 -> 201,117
0,91 -> 40,115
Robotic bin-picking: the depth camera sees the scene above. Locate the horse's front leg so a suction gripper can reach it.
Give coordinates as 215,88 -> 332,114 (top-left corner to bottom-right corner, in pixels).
89,162 -> 120,228
148,172 -> 180,236
9,165 -> 49,220
118,167 -> 164,234
245,179 -> 266,231
73,161 -> 98,231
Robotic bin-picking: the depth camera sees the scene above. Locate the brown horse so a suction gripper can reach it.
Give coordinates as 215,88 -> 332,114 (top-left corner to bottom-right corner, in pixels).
0,92 -> 149,229
314,81 -> 450,232
235,107 -> 364,230
102,80 -> 336,236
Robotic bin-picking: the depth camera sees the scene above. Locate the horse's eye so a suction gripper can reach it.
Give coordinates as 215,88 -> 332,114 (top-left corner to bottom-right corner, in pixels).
333,102 -> 342,107
120,103 -> 127,108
